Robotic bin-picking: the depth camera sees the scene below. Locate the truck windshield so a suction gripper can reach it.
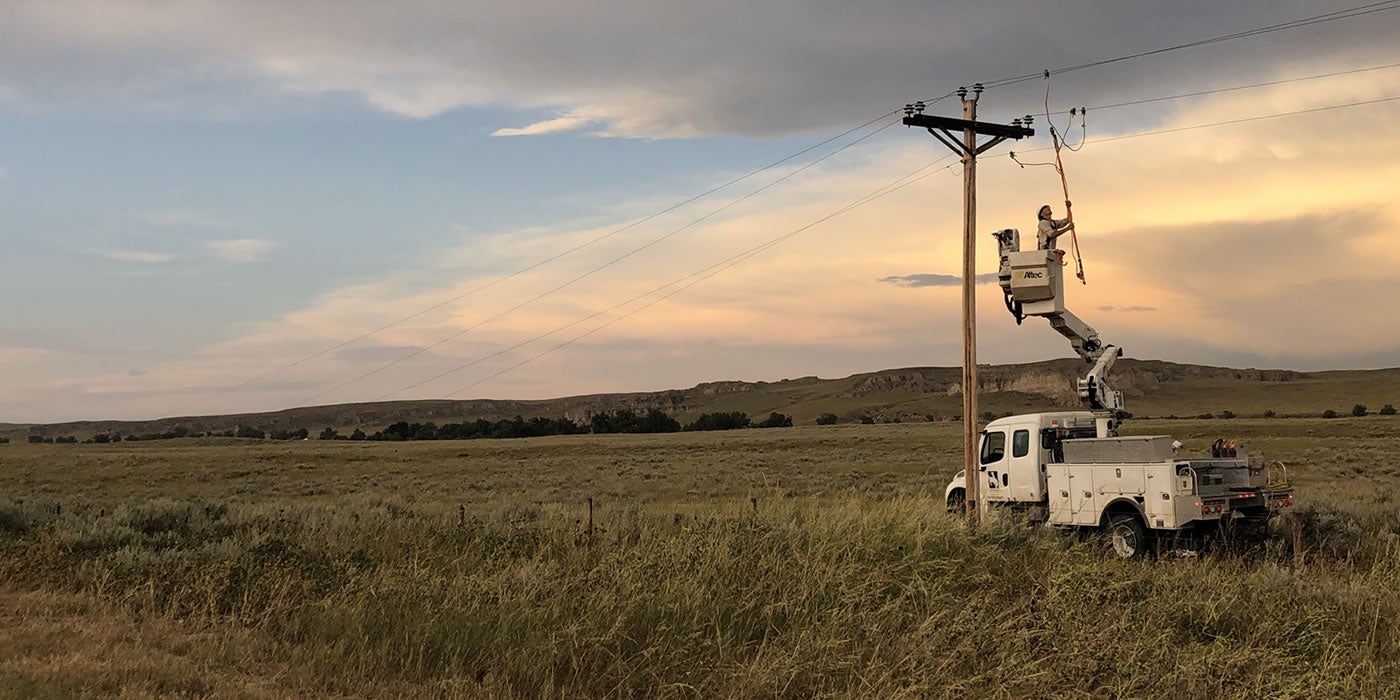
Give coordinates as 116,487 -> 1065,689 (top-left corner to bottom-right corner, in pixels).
980,431 -> 1006,464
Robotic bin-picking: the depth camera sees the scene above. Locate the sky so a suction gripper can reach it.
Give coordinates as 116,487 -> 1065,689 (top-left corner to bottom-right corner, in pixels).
2,0 -> 1400,423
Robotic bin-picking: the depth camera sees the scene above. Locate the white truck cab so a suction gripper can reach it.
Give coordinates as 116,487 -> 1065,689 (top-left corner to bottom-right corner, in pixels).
945,412 -> 1096,509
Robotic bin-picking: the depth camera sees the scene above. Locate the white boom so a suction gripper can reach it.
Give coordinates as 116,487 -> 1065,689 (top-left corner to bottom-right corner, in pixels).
992,228 -> 1124,438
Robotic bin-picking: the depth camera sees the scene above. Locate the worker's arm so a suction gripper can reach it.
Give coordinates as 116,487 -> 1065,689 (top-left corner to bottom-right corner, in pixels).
1046,218 -> 1074,241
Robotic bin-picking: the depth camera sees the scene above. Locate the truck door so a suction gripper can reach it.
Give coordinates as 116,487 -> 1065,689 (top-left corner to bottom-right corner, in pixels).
1006,428 -> 1040,501
979,430 -> 1008,502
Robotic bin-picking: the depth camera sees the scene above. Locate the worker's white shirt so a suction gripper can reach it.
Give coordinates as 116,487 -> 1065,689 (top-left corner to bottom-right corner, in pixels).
1037,218 -> 1069,249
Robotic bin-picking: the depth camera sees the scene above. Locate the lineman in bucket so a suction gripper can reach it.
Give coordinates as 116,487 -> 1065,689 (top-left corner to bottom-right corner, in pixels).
1036,203 -> 1074,254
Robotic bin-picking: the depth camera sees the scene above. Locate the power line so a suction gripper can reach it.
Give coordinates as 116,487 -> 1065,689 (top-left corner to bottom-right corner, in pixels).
1017,94 -> 1400,152
297,116 -> 909,406
980,1 -> 1400,90
1047,60 -> 1400,116
438,93 -> 1400,399
438,157 -> 959,400
991,58 -> 1400,133
163,104 -> 920,418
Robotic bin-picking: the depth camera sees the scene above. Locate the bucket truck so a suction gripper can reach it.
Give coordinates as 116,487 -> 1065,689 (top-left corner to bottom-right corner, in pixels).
942,230 -> 1295,558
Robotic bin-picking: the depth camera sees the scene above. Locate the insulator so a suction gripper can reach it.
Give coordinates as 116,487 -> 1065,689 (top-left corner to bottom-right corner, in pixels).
956,86 -> 967,99
973,83 -> 984,93
914,101 -> 925,113
904,103 -> 914,116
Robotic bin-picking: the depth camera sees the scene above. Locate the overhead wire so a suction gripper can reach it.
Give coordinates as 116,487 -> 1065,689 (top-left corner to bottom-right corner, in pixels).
163,104 -> 918,417
375,155 -> 958,400
431,92 -> 1400,399
297,115 -> 913,406
980,0 -> 1400,89
1017,94 -> 1400,152
438,157 -> 960,399
1042,72 -> 1087,284
1061,59 -> 1400,115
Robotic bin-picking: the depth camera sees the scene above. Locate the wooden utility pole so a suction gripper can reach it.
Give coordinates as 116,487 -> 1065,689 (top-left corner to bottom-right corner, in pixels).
960,89 -> 980,527
903,86 -> 1034,527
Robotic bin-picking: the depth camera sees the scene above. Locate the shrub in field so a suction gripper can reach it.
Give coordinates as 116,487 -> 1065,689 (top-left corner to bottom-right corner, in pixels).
0,503 -> 29,534
1198,413 -> 1215,419
1323,409 -> 1338,419
684,411 -> 751,431
860,415 -> 875,424
1382,404 -> 1398,416
590,410 -> 679,434
1352,404 -> 1369,417
755,412 -> 793,428
816,413 -> 838,425
1264,409 -> 1277,418
1220,410 -> 1235,419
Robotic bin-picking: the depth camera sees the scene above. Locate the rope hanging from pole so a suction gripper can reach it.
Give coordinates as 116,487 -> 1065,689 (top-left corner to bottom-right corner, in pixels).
1044,70 -> 1088,285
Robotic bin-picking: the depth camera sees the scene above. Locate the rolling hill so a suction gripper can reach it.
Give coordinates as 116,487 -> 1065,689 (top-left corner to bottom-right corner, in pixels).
5,359 -> 1399,440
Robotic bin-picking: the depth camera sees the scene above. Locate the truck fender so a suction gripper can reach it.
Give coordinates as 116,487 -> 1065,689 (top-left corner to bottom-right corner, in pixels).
1098,497 -> 1146,528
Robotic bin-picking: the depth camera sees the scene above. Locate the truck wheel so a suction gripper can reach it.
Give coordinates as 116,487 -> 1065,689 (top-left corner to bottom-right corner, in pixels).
1106,513 -> 1147,559
947,489 -> 966,514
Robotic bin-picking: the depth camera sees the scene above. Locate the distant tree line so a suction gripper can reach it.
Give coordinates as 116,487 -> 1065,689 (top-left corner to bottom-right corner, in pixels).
309,410 -> 797,442
11,409 -> 800,445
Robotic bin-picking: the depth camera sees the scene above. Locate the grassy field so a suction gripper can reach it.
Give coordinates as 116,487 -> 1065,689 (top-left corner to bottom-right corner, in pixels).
1,417 -> 1398,697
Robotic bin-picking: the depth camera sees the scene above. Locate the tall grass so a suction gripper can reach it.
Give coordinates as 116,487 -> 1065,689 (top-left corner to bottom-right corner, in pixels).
3,495 -> 1397,697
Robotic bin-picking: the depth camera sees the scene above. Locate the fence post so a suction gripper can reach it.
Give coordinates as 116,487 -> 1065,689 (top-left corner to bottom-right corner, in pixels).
1292,511 -> 1305,572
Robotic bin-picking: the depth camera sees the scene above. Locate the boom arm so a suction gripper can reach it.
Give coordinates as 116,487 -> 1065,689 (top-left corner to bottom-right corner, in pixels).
993,229 -> 1124,437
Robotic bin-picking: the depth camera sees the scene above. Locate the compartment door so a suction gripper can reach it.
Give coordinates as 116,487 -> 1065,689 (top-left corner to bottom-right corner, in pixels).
1070,468 -> 1099,526
1047,466 -> 1074,525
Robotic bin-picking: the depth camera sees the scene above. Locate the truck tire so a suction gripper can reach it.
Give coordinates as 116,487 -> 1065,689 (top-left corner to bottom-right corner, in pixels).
1106,512 -> 1148,559
947,489 -> 966,514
